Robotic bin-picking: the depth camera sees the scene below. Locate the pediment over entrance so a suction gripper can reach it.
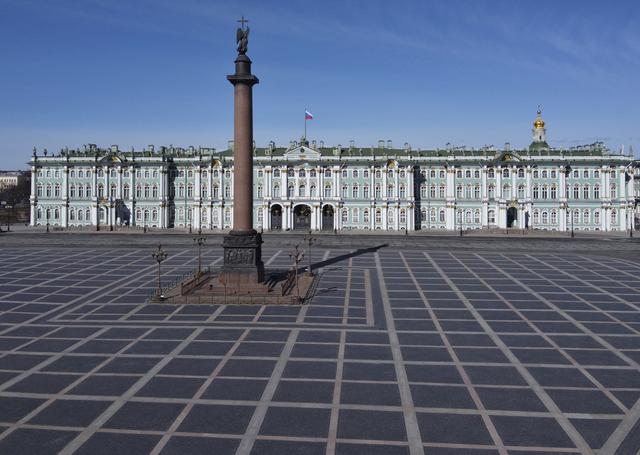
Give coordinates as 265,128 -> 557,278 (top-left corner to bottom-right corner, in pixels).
284,145 -> 321,161
99,154 -> 124,165
494,151 -> 522,163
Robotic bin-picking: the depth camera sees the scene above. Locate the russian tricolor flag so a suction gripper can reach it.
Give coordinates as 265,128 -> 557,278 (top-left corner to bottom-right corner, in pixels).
305,110 -> 313,120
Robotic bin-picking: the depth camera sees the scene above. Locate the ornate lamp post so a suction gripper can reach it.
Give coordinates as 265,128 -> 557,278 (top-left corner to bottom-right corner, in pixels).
303,230 -> 316,276
193,235 -> 206,276
151,244 -> 168,297
288,244 -> 304,301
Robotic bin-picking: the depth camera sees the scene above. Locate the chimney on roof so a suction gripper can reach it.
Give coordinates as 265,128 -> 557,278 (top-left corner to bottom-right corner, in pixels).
387,140 -> 392,149
378,140 -> 385,149
319,140 -> 324,148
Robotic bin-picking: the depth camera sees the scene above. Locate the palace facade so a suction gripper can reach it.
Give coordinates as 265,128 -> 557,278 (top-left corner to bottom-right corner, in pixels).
29,111 -> 639,232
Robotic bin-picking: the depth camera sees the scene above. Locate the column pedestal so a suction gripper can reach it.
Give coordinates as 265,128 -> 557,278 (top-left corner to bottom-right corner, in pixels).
219,230 -> 265,286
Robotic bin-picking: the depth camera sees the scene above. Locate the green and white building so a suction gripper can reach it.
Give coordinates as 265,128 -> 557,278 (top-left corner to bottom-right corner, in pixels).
29,111 -> 638,232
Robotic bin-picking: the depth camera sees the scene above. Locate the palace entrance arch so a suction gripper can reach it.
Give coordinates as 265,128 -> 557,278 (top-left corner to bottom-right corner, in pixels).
322,205 -> 334,231
507,207 -> 518,228
293,204 -> 311,230
270,204 -> 282,230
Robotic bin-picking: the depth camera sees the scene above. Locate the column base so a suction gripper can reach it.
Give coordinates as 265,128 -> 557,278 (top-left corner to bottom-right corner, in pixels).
219,229 -> 265,286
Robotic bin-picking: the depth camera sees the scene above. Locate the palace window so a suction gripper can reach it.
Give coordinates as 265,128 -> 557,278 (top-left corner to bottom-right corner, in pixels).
421,209 -> 427,222
456,185 -> 463,198
533,170 -> 539,178
143,185 -> 149,198
502,169 -> 510,178
202,170 -> 208,179
324,185 -> 331,198
400,209 -> 406,224
84,185 -> 89,198
456,170 -> 462,178
573,170 -> 579,178
430,208 -> 436,222
110,184 -> 117,198
610,184 -> 617,199
573,185 -> 580,199
583,185 -> 589,199
288,185 -> 295,197
431,170 -> 436,178
422,185 -> 429,198
503,184 -> 511,199
37,184 -> 42,197
272,185 -> 279,197
310,185 -> 316,197
518,169 -> 525,178
573,209 -> 580,224
399,185 -> 406,198
399,170 -> 406,179
123,185 -> 130,199
375,209 -> 382,224
465,210 -> 472,223
352,185 -> 359,198
353,169 -> 359,178
214,185 -> 220,198
288,169 -> 295,177
273,169 -> 281,178
70,209 -> 75,221
388,169 -> 394,177
594,185 -> 600,199
387,184 -> 394,198
550,185 -> 557,199
388,209 -> 394,223
353,208 -> 359,222
594,210 -> 600,225
187,170 -> 193,178
551,210 -> 557,224
456,209 -> 462,223
202,185 -> 208,198
322,168 -> 330,178
342,170 -> 348,178
363,169 -> 369,178
541,185 -> 548,199
97,169 -> 104,178
299,169 -> 306,178
551,170 -> 557,178
474,170 -> 480,178
583,170 -> 589,178
474,185 -> 481,199
465,185 -> 472,199
465,170 -> 471,178
375,170 -> 381,179
202,209 -> 208,223
152,209 -> 158,221
439,170 -> 445,178
54,184 -> 60,197
299,184 -> 306,197
98,184 -> 104,198
375,185 -> 381,199
224,209 -> 231,224
439,209 -> 445,223
152,185 -> 158,198
488,169 -> 495,178
225,186 -> 231,198
69,185 -> 75,198
135,185 -> 141,198
517,185 -> 525,199
439,185 -> 445,198
363,209 -> 370,223
594,170 -> 600,178
541,170 -> 548,179
187,184 -> 193,198
310,169 -> 316,178
224,170 -> 231,179
342,185 -> 348,198
488,185 -> 495,199
542,211 -> 548,224
363,185 -> 369,198
583,210 -> 590,224
533,210 -> 540,224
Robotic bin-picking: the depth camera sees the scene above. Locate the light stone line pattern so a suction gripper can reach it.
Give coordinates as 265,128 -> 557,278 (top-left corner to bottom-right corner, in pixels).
0,325 -> 155,444
422,251 -> 594,454
234,329 -> 300,455
341,258 -> 353,326
513,254 -> 640,454
398,251 -> 508,455
495,254 -> 640,370
525,254 -> 640,332
57,327 -> 206,455
0,247 -> 88,279
10,248 -> 158,326
148,327 -> 254,455
264,249 -> 281,266
374,252 -> 425,455
325,330 -> 347,455
447,254 -> 629,414
364,268 -> 375,326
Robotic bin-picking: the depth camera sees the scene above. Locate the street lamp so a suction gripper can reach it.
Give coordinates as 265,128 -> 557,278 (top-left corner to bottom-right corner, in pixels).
193,235 -> 206,276
151,244 -> 168,297
288,244 -> 304,301
303,230 -> 316,276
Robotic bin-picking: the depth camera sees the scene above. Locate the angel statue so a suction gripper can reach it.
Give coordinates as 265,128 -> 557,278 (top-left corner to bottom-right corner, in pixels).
236,26 -> 249,54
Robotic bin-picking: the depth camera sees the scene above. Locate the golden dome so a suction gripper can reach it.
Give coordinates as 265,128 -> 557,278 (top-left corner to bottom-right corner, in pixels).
533,109 -> 545,129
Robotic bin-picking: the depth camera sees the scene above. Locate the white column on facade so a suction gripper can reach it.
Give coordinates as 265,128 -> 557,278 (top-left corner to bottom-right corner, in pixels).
496,167 -> 502,199
92,166 -> 98,225
194,167 -> 201,229
60,166 -> 68,228
30,165 -> 37,226
129,166 -> 136,226
394,205 -> 399,230
282,168 -> 288,200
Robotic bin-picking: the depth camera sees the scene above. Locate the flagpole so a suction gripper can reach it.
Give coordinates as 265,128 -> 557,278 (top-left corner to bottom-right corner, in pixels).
304,108 -> 307,140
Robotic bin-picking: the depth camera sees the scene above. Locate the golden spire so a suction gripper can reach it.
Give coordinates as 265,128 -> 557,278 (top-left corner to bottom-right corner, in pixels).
534,106 -> 545,129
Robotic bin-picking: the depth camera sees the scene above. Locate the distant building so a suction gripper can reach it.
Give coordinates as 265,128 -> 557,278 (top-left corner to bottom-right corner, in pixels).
0,171 -> 27,190
28,111 -> 637,232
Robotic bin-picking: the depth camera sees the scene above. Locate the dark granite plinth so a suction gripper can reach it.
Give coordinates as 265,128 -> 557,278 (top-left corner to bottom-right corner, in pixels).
219,230 -> 265,286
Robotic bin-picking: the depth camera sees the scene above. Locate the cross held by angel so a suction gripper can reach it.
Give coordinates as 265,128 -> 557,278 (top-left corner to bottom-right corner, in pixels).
236,16 -> 249,54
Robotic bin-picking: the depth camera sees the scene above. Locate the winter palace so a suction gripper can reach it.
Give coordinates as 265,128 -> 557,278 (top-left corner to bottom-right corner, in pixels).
29,111 -> 639,232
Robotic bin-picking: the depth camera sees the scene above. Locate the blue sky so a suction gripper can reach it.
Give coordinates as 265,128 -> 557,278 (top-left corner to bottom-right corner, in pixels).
1,0 -> 639,169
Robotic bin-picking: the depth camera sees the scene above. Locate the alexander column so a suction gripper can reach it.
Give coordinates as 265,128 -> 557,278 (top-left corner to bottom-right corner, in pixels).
219,17 -> 265,286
